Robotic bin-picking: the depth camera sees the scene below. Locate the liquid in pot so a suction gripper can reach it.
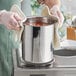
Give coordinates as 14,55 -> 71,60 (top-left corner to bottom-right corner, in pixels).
25,21 -> 49,27
23,16 -> 58,27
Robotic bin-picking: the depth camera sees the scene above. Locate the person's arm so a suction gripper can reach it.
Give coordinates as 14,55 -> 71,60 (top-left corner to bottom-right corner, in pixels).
37,0 -> 61,8
46,0 -> 61,9
0,10 -> 22,30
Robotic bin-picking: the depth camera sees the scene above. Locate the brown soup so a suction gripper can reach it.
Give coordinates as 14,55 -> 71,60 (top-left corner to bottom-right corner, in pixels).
25,21 -> 48,27
23,16 -> 58,27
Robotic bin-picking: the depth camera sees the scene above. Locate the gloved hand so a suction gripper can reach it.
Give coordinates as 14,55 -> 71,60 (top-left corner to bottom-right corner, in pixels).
49,5 -> 64,26
37,0 -> 64,26
0,10 -> 22,30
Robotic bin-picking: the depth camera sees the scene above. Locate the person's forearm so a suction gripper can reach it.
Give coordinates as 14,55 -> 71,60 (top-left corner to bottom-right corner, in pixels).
53,0 -> 61,7
48,0 -> 61,9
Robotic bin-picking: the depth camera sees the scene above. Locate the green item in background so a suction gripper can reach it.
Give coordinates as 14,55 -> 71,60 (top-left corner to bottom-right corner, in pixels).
0,0 -> 21,76
31,0 -> 40,15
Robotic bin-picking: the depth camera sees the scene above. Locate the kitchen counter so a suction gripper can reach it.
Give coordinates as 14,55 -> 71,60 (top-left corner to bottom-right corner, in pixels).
13,49 -> 76,76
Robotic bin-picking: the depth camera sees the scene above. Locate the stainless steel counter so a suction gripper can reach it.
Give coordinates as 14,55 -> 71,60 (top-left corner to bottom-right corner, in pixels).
13,49 -> 76,76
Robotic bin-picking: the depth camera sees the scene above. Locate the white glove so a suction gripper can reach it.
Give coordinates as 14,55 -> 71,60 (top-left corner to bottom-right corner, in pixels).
0,10 -> 22,30
48,5 -> 64,26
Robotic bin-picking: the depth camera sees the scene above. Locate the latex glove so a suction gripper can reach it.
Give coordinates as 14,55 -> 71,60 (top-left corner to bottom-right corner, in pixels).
0,10 -> 22,30
37,0 -> 64,26
49,5 -> 64,26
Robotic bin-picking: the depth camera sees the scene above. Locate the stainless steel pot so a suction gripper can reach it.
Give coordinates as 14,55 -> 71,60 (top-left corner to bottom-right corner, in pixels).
16,16 -> 58,67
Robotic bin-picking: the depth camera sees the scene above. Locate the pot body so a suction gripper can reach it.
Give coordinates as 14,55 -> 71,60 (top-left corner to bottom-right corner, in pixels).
17,16 -> 58,66
22,25 -> 54,65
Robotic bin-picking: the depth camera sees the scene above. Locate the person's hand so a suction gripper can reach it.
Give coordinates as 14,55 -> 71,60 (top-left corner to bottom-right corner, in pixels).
37,0 -> 64,26
0,10 -> 22,30
49,5 -> 64,26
